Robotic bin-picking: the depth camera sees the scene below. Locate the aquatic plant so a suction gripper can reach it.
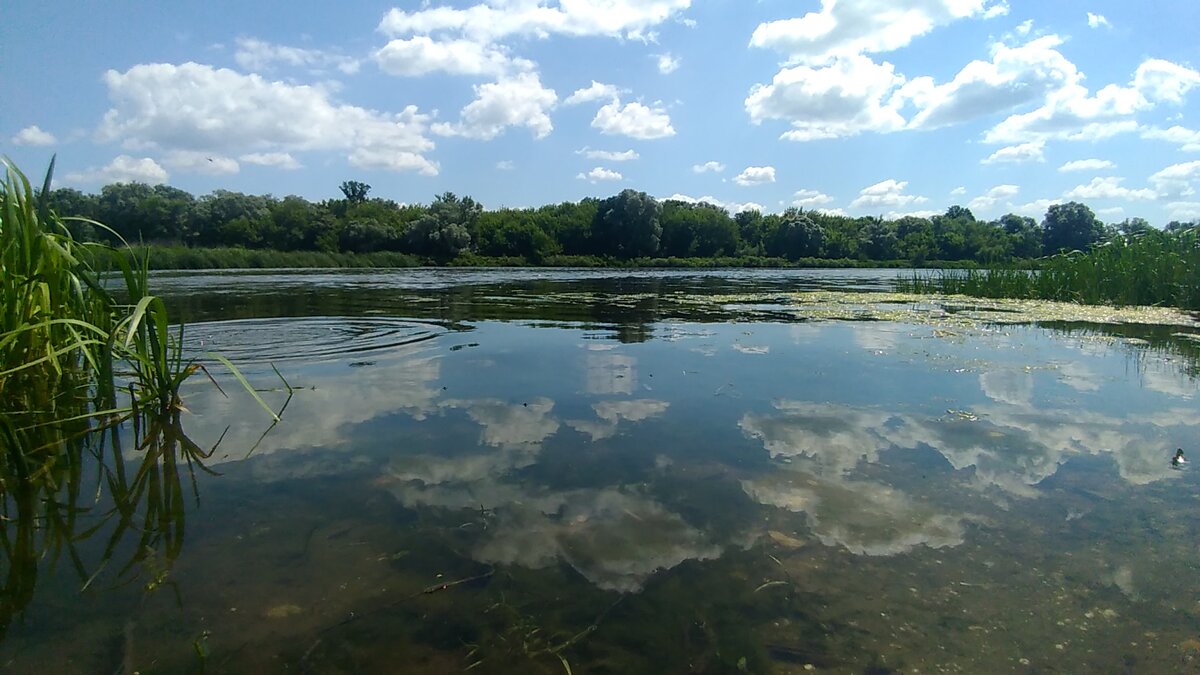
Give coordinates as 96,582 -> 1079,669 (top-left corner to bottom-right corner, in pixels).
896,227 -> 1200,309
0,157 -> 282,638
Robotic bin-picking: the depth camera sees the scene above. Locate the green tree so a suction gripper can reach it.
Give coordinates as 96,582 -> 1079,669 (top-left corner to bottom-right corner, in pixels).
997,214 -> 1042,258
1043,201 -> 1103,253
339,180 -> 371,204
768,208 -> 825,259
591,189 -> 662,258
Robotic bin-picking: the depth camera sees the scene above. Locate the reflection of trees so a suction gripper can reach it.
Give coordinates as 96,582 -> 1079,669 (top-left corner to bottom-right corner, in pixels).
0,407 -> 223,641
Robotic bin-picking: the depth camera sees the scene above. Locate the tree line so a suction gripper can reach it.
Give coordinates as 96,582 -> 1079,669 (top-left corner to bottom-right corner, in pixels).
46,180 -> 1195,264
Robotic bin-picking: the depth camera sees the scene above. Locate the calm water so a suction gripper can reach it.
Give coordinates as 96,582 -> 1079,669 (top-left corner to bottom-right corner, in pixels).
5,268 -> 1200,674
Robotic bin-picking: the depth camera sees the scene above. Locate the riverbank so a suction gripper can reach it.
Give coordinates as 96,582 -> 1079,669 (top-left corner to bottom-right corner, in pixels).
90,245 -> 991,271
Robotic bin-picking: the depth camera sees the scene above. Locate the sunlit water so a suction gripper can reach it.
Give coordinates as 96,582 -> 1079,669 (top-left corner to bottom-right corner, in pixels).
5,268 -> 1200,673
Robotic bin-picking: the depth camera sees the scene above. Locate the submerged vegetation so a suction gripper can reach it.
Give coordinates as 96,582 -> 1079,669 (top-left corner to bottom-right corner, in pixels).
0,158 -> 282,638
897,226 -> 1200,309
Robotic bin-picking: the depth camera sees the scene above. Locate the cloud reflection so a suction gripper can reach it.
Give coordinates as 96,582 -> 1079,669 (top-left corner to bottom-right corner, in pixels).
568,399 -> 670,441
585,352 -> 637,395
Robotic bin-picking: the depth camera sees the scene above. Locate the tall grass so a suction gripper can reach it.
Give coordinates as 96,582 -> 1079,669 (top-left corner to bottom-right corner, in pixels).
897,227 -> 1200,309
0,157 -> 280,637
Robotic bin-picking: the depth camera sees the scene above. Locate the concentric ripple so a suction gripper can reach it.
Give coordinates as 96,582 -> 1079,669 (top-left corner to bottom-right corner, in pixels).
183,316 -> 447,363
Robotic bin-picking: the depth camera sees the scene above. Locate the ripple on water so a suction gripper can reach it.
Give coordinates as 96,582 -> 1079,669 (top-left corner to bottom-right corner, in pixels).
183,316 -> 448,363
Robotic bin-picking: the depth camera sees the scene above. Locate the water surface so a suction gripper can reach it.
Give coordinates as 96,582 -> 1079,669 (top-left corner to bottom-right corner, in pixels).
5,268 -> 1200,674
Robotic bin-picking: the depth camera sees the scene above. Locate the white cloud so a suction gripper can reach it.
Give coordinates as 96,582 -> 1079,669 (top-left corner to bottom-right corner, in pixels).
432,72 -> 557,140
692,161 -> 724,173
239,152 -> 302,169
849,179 -> 928,210
98,62 -> 439,175
666,193 -> 762,214
11,125 -> 57,146
162,149 -> 240,175
577,147 -> 639,161
983,2 -> 1009,19
902,36 -> 1078,130
749,0 -> 997,65
1058,158 -> 1115,172
577,166 -> 623,183
745,55 -> 906,141
496,160 -> 515,170
1065,176 -> 1156,199
564,80 -> 622,105
64,155 -> 169,184
1142,125 -> 1200,152
656,53 -> 680,74
1165,201 -> 1200,221
1149,161 -> 1200,198
592,100 -> 675,139
733,166 -> 776,187
1086,12 -> 1111,29
1012,198 -> 1057,218
792,189 -> 834,207
378,0 -> 694,43
984,58 -> 1200,144
1015,19 -> 1033,36
234,37 -> 360,74
950,186 -> 967,195
374,36 -> 529,77
981,140 -> 1044,164
968,184 -> 1019,212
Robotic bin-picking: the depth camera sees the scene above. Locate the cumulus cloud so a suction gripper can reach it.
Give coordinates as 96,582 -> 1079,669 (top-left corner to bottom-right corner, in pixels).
432,72 -> 557,140
692,161 -> 725,173
902,36 -> 1078,130
792,189 -> 834,207
1064,177 -> 1156,201
64,155 -> 169,184
1086,12 -> 1111,29
496,159 -> 515,170
374,36 -> 529,77
577,166 -> 623,183
378,0 -> 694,43
968,184 -> 1020,212
1142,125 -> 1200,152
577,147 -> 639,161
746,55 -> 906,141
984,58 -> 1200,144
749,0 -> 999,65
592,100 -> 675,139
162,150 -> 239,175
849,179 -> 928,210
981,140 -> 1044,164
11,125 -> 57,146
564,80 -> 623,105
239,152 -> 302,169
656,53 -> 680,74
98,62 -> 439,175
1149,160 -> 1200,198
733,166 -> 776,186
1058,158 -> 1116,172
234,37 -> 360,74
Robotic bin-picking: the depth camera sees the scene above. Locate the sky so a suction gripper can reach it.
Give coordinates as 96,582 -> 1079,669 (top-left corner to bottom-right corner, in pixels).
3,0 -> 1200,225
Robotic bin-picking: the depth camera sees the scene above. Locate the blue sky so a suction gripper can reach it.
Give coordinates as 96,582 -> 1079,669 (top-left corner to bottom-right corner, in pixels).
4,1 -> 1200,224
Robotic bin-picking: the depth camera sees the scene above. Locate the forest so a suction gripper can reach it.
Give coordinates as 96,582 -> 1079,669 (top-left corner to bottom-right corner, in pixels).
45,179 -> 1195,266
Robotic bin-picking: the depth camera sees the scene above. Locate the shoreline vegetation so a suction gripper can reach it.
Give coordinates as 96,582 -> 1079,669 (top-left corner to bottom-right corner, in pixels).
41,172 -> 1198,309
0,158 -> 282,639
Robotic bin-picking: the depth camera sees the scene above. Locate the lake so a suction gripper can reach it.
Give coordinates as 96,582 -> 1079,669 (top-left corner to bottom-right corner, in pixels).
4,268 -> 1200,673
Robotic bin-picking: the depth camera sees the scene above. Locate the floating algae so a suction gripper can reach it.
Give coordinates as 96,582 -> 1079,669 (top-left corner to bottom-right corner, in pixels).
690,291 -> 1200,330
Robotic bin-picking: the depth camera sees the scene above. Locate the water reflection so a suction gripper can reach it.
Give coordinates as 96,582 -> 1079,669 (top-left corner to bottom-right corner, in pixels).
10,269 -> 1200,672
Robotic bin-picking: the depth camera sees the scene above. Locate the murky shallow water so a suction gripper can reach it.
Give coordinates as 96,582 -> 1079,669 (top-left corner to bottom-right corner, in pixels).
6,269 -> 1200,673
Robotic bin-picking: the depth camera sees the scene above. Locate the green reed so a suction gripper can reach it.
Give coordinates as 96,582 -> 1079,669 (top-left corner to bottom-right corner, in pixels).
897,227 -> 1200,310
0,157 -> 280,639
